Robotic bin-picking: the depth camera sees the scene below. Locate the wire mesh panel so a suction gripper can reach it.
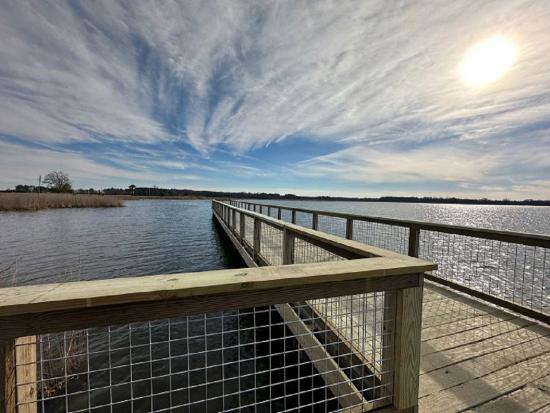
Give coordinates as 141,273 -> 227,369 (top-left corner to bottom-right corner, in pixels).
243,216 -> 254,248
280,209 -> 292,224
420,231 -> 550,315
317,216 -> 346,238
259,223 -> 284,266
293,237 -> 346,265
12,292 -> 394,413
352,221 -> 409,255
295,212 -> 313,229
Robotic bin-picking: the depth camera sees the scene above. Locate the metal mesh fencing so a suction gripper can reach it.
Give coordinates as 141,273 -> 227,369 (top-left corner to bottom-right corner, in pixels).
419,230 -> 549,315
317,216 -> 347,238
13,293 -> 394,413
352,221 -> 409,255
259,223 -> 284,266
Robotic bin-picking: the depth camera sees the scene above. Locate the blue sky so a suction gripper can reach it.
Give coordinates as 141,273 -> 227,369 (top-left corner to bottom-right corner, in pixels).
1,0 -> 549,199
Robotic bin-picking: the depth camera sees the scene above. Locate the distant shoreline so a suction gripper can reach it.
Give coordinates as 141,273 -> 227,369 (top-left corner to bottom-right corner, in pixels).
3,190 -> 550,207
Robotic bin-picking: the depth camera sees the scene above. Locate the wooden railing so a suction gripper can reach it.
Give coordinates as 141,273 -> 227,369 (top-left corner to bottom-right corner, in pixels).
0,202 -> 435,413
230,200 -> 550,323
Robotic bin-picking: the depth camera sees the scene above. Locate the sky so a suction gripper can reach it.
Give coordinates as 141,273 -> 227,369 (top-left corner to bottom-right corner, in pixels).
1,0 -> 549,199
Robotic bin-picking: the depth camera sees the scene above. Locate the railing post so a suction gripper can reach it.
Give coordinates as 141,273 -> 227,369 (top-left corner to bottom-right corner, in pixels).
277,208 -> 282,220
345,218 -> 354,240
291,210 -> 296,224
312,213 -> 318,230
1,338 -> 16,413
15,337 -> 37,413
282,229 -> 295,265
393,284 -> 423,410
239,212 -> 245,241
253,218 -> 261,259
260,205 -> 263,214
408,226 -> 420,257
231,209 -> 236,231
267,206 -> 271,216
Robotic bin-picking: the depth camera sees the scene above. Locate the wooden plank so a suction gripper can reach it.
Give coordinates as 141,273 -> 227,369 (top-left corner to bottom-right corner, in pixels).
421,317 -> 534,357
275,303 -> 368,410
282,229 -> 295,265
346,218 -> 354,240
422,312 -> 516,341
1,339 -> 16,413
408,227 -> 419,257
418,352 -> 550,412
14,337 -> 37,413
463,374 -> 550,413
393,286 -> 423,410
419,334 -> 550,397
421,322 -> 550,374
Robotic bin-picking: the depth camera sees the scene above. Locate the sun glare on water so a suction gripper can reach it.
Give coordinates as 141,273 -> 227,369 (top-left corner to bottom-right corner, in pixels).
460,37 -> 516,86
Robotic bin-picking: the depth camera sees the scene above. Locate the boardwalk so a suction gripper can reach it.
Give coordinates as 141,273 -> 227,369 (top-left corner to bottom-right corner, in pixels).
229,206 -> 550,413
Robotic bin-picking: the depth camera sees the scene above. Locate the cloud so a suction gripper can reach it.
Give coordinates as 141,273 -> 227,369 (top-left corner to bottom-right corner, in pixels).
1,1 -> 549,197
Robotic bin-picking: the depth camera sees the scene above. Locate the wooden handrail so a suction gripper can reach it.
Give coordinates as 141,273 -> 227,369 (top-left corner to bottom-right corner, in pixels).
0,257 -> 433,340
231,200 -> 550,248
213,200 -> 409,259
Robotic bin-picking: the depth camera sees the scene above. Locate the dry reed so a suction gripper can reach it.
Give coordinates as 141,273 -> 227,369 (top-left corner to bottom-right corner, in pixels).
0,193 -> 123,211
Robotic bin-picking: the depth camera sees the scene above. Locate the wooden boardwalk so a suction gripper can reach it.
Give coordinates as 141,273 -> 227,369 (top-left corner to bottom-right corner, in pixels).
419,283 -> 550,413
232,210 -> 550,413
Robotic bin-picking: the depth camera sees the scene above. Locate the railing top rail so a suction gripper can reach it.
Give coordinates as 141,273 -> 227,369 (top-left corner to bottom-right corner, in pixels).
0,258 -> 432,339
233,200 -> 550,248
213,200 -> 431,259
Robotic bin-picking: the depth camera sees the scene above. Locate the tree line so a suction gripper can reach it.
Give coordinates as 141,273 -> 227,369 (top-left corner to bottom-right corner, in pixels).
4,171 -> 550,205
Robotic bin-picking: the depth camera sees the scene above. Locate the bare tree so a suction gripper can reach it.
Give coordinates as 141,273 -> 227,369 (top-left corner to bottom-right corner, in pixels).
43,171 -> 72,193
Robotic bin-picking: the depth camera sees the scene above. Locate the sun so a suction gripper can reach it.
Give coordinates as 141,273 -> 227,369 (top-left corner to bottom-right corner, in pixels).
460,37 -> 516,86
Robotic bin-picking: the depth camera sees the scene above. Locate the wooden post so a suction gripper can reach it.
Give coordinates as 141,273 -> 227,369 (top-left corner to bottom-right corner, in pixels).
231,209 -> 236,231
277,208 -> 282,220
259,205 -> 263,214
1,339 -> 16,413
253,218 -> 261,259
291,210 -> 297,224
282,229 -> 295,265
408,226 -> 420,257
345,218 -> 354,240
267,206 -> 271,216
393,285 -> 423,410
312,213 -> 318,230
15,337 -> 37,413
239,212 -> 245,241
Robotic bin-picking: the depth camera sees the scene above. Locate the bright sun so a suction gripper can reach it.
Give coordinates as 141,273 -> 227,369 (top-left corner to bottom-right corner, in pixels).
460,37 -> 516,86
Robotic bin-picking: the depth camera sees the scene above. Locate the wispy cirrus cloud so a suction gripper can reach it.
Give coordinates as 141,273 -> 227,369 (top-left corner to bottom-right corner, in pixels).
1,1 -> 549,197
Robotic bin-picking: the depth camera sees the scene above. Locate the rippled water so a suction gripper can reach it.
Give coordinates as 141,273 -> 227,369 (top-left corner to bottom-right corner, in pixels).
250,200 -> 550,235
0,200 -> 243,286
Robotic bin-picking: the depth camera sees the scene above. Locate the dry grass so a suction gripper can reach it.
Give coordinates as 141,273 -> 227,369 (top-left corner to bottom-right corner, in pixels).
0,193 -> 123,211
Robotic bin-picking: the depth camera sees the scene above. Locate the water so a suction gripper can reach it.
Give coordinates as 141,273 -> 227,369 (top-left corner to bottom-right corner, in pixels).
2,200 -> 548,288
0,200 -> 243,287
249,200 -> 550,235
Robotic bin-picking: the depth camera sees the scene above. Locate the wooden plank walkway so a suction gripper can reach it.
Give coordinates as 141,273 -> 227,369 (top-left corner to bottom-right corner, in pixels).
419,283 -> 550,413
231,211 -> 550,413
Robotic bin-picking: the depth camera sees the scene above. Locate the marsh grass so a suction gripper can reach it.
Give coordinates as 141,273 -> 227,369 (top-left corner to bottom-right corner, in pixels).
0,193 -> 123,211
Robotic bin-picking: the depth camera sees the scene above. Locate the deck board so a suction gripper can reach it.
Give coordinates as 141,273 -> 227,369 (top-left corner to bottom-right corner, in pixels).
222,209 -> 550,413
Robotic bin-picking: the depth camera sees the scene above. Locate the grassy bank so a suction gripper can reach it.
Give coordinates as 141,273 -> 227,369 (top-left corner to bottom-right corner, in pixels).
0,193 -> 123,211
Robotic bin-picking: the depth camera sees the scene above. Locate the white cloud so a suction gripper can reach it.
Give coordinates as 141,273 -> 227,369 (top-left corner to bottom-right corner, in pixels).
1,1 -> 549,197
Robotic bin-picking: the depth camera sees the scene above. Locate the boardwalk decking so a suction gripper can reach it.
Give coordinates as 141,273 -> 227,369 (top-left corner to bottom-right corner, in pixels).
224,209 -> 550,413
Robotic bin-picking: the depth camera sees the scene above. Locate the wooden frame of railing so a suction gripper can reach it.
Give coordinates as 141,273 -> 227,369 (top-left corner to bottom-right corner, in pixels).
0,203 -> 435,413
230,200 -> 550,324
212,199 -> 436,411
